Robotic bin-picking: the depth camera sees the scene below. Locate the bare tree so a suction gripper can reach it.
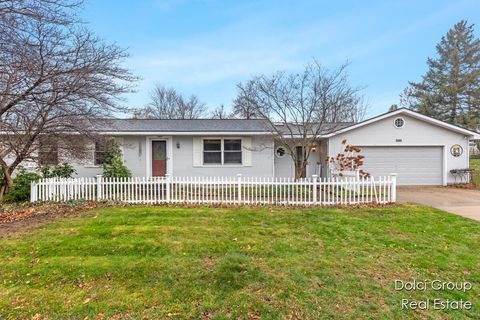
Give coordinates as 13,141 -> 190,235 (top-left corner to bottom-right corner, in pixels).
0,5 -> 135,199
134,84 -> 207,119
133,85 -> 182,119
210,104 -> 231,119
0,0 -> 81,23
182,95 -> 207,119
232,81 -> 262,119
236,61 -> 367,179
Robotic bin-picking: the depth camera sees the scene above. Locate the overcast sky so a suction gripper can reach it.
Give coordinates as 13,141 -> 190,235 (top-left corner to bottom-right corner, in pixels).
83,0 -> 480,117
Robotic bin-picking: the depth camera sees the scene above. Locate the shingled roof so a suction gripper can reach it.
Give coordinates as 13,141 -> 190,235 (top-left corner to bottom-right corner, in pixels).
91,119 -> 271,132
89,118 -> 353,135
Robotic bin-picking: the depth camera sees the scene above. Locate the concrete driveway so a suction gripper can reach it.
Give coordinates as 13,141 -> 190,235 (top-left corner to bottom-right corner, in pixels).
397,186 -> 480,221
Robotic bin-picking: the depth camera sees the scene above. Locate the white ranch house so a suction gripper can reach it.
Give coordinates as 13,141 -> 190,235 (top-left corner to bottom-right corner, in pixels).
39,108 -> 480,186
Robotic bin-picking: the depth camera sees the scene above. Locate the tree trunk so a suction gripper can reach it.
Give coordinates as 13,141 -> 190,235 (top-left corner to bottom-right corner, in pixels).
295,163 -> 307,180
294,149 -> 308,180
0,185 -> 6,203
0,166 -> 14,202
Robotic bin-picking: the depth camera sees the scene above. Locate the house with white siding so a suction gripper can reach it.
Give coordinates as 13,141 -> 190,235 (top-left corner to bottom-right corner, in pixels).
47,108 -> 479,186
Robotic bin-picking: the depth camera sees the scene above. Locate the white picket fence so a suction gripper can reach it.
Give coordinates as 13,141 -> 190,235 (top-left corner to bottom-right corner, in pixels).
30,174 -> 397,206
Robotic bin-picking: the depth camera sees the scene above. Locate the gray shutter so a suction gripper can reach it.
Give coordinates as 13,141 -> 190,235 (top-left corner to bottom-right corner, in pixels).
243,137 -> 252,166
193,137 -> 202,166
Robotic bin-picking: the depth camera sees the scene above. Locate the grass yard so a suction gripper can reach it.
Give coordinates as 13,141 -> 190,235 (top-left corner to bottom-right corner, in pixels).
470,158 -> 480,185
0,205 -> 479,319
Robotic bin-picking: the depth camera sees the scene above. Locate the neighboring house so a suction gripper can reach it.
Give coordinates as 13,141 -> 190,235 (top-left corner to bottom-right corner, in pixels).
39,108 -> 480,186
470,141 -> 480,156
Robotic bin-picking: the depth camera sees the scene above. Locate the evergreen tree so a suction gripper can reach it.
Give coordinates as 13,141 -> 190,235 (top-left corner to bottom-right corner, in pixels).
401,20 -> 480,129
388,104 -> 399,112
102,142 -> 132,178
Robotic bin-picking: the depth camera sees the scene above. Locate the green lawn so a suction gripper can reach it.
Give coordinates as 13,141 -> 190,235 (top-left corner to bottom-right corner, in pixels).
0,205 -> 479,319
470,158 -> 480,184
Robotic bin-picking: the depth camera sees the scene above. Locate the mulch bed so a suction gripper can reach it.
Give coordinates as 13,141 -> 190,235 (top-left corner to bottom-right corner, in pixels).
444,183 -> 480,190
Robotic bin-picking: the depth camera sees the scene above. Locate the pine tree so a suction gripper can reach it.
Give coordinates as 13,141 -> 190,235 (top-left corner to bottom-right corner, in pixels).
388,104 -> 399,112
401,20 -> 480,129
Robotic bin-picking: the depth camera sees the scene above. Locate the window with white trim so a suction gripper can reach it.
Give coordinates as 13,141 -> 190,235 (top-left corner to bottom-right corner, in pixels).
394,117 -> 405,128
94,140 -> 113,165
38,137 -> 58,166
203,139 -> 222,164
203,138 -> 242,165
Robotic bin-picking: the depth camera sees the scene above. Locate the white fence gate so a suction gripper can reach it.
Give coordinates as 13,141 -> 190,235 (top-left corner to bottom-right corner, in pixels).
30,174 -> 397,206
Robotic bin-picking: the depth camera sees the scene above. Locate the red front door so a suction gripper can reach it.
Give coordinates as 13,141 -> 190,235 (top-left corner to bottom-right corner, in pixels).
152,141 -> 166,176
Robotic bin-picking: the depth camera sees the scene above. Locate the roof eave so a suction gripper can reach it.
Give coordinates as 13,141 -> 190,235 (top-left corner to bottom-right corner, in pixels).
99,131 -> 272,136
325,108 -> 480,138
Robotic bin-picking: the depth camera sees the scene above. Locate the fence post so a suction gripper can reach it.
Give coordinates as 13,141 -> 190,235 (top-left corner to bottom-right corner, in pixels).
312,174 -> 318,205
96,174 -> 102,201
30,181 -> 36,202
355,169 -> 361,196
237,174 -> 242,203
390,173 -> 397,202
165,174 -> 171,203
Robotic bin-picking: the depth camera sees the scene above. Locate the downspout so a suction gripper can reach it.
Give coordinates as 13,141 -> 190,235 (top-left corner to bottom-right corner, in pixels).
271,137 -> 275,177
326,138 -> 330,178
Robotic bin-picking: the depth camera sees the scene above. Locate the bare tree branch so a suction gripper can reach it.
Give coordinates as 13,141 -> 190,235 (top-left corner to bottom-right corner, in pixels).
133,84 -> 207,119
0,0 -> 82,24
0,4 -> 136,199
210,104 -> 231,119
234,60 -> 367,179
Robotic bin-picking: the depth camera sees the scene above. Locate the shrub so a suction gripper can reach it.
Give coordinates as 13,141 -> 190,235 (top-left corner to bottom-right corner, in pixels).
4,167 -> 42,202
102,141 -> 132,178
40,163 -> 76,178
328,139 -> 370,178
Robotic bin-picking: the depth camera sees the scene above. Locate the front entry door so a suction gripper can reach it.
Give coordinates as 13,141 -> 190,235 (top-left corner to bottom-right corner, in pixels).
152,141 -> 167,176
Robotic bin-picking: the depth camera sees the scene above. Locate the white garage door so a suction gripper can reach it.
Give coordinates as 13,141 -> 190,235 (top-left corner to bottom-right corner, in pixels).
359,146 -> 443,185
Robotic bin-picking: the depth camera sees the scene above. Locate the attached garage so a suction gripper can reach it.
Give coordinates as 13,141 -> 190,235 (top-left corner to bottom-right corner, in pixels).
359,146 -> 443,185
326,109 -> 480,186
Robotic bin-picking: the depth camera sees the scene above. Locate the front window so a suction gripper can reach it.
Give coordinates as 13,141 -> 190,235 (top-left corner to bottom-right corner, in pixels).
203,139 -> 222,164
275,146 -> 286,158
224,139 -> 242,164
39,139 -> 59,166
94,140 -> 112,165
203,139 -> 242,165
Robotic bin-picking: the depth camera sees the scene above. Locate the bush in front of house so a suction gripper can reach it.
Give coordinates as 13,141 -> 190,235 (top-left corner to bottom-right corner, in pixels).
3,167 -> 42,203
40,163 -> 77,179
102,141 -> 132,178
2,164 -> 76,203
